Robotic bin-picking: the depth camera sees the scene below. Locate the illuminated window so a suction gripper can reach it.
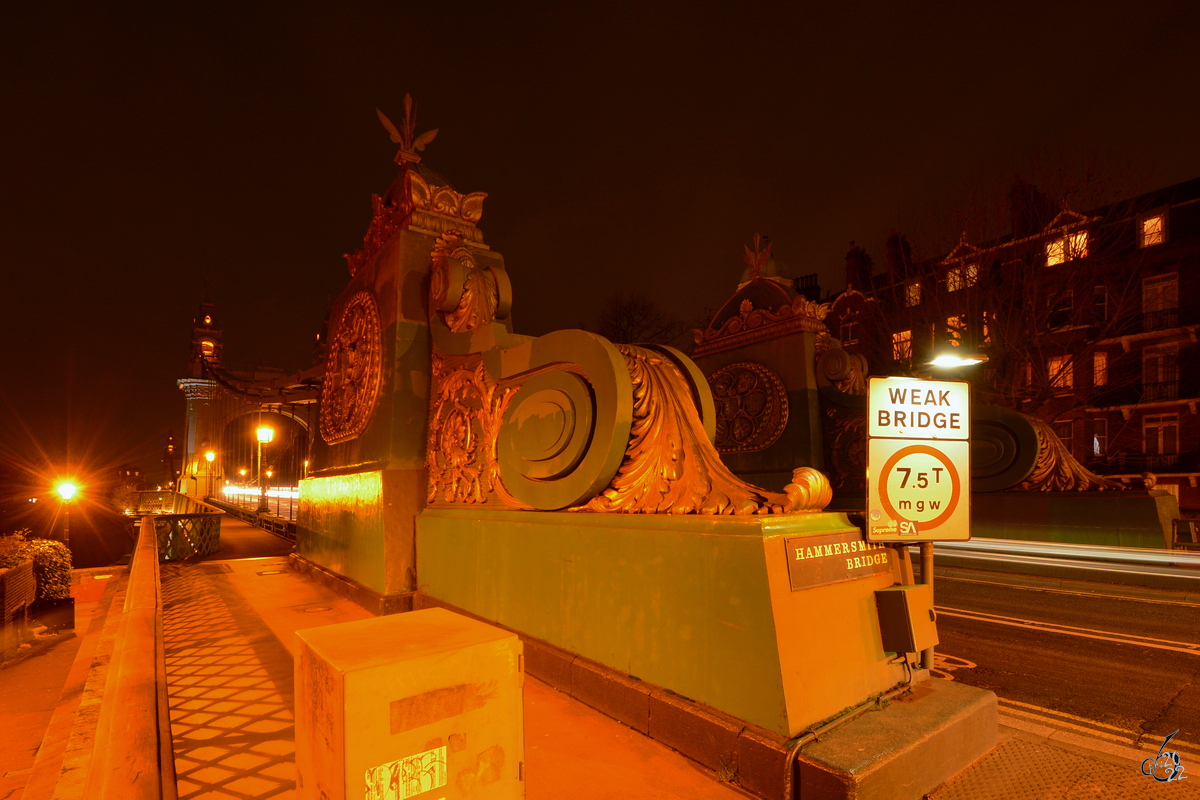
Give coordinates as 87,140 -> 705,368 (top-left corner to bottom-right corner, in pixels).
892,329 -> 912,361
1139,213 -> 1165,248
947,263 -> 979,292
204,314 -> 213,325
981,310 -> 993,345
1093,352 -> 1108,386
1048,355 -> 1073,390
946,316 -> 963,347
1046,231 -> 1088,266
1093,419 -> 1108,456
905,281 -> 921,307
200,339 -> 215,357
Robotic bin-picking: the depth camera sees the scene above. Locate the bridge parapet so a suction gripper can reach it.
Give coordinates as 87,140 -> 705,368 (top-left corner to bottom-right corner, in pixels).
128,492 -> 222,560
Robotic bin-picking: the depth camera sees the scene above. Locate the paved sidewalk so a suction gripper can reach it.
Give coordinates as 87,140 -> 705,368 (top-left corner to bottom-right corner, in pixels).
159,555 -> 751,800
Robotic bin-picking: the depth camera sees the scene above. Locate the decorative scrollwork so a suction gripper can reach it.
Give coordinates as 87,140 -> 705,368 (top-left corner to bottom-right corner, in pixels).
320,291 -> 383,444
816,345 -> 867,395
426,331 -> 834,515
425,355 -> 523,506
1013,415 -> 1124,492
431,231 -> 500,333
708,362 -> 789,453
692,290 -> 831,357
785,467 -> 834,511
573,345 -> 828,515
822,404 -> 867,494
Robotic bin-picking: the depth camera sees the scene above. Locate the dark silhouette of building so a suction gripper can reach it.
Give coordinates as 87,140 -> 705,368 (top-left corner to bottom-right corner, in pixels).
826,177 -> 1200,513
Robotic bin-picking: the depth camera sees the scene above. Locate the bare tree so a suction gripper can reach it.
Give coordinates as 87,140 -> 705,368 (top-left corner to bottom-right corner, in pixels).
596,292 -> 689,347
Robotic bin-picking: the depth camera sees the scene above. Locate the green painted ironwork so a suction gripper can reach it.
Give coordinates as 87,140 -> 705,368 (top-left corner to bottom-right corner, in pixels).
130,492 -> 223,560
153,513 -> 221,560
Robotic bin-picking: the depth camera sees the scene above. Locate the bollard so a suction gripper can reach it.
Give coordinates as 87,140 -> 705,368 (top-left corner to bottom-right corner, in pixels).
296,608 -> 525,800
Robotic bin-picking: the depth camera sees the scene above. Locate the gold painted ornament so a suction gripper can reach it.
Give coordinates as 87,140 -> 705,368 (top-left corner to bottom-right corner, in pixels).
320,291 -> 383,444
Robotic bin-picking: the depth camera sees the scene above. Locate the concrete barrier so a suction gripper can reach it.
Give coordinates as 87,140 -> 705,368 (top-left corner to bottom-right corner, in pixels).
82,517 -> 177,800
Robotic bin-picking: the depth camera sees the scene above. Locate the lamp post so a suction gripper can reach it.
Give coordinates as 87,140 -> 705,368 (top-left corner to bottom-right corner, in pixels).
919,352 -> 985,672
55,481 -> 77,550
256,426 -> 274,513
204,450 -> 216,498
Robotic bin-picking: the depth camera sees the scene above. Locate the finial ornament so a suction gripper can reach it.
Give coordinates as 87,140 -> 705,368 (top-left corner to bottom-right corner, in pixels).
376,94 -> 439,164
743,233 -> 772,280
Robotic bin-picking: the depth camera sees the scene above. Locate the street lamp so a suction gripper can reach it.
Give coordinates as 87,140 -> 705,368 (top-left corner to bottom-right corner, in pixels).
256,426 -> 274,513
204,450 -> 216,498
55,481 -> 78,551
928,353 -> 987,368
919,352 -> 985,673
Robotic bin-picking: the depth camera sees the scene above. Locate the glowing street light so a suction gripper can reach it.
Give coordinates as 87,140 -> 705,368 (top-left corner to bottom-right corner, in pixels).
204,450 -> 217,498
256,425 -> 274,513
55,481 -> 78,551
928,353 -> 988,369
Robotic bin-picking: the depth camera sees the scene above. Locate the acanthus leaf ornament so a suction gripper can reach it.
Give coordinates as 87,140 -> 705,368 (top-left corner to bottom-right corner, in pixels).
1013,414 -> 1124,492
425,355 -> 525,507
571,345 -> 829,515
430,231 -> 501,333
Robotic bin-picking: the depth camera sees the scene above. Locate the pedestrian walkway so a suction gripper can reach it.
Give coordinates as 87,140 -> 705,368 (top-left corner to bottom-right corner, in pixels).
195,517 -> 293,562
158,555 -> 750,800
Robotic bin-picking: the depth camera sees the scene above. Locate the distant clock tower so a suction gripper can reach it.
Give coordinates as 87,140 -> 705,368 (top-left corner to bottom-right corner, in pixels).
187,298 -> 223,378
178,298 -> 223,495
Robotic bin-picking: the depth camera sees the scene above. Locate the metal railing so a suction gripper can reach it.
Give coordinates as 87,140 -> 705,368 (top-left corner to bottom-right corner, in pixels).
129,492 -> 223,561
1142,378 -> 1180,402
205,497 -> 297,542
1090,452 -> 1188,473
83,518 -> 176,800
1142,307 -> 1180,332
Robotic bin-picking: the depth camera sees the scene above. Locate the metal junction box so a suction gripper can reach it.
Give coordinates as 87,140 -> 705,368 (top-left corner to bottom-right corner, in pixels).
875,584 -> 939,654
296,607 -> 525,800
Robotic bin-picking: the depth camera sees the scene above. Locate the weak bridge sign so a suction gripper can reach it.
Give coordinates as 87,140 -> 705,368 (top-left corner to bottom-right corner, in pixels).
866,377 -> 971,542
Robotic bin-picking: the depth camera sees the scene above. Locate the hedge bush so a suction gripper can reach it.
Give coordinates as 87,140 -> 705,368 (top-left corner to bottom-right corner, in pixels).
0,530 -> 71,601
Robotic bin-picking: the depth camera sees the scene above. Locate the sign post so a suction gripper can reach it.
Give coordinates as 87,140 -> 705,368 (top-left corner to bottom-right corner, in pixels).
867,376 -> 971,672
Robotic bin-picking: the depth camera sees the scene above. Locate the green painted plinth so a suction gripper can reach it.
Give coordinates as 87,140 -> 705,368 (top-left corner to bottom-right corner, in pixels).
972,490 -> 1177,549
416,508 -> 906,736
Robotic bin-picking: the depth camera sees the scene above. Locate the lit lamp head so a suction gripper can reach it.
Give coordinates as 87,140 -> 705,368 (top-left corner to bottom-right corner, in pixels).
205,450 -> 216,463
56,481 -> 78,501
256,426 -> 274,444
928,352 -> 988,369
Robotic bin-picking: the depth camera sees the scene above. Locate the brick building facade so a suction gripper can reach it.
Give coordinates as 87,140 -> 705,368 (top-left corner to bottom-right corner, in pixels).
826,177 -> 1200,513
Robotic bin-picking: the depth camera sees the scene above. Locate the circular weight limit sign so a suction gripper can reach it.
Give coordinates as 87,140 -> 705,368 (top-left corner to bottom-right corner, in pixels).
878,444 -> 961,530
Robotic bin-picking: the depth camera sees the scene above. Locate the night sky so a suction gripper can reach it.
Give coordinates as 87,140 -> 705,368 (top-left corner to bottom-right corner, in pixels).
4,1 -> 1200,487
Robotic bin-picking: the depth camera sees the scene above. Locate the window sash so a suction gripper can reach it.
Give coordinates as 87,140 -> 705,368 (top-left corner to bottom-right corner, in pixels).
1142,274 -> 1178,313
1140,214 -> 1165,247
1093,352 -> 1108,386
